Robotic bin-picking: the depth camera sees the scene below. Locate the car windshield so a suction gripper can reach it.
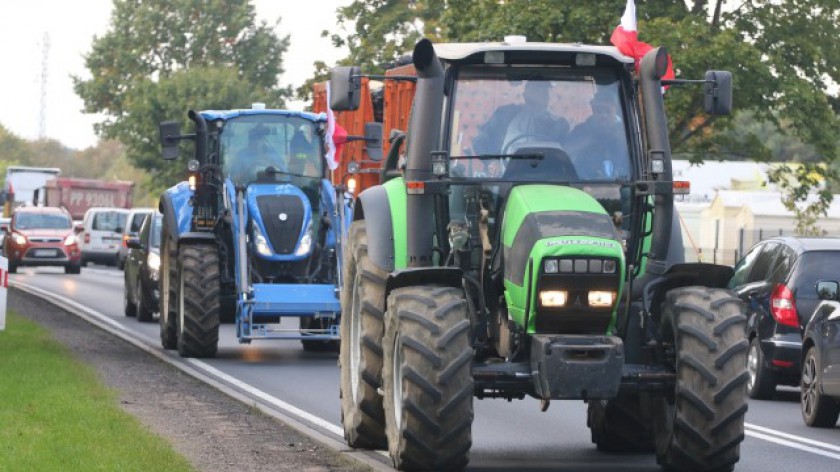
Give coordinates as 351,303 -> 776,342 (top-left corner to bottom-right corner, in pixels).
448,66 -> 631,182
92,211 -> 128,232
150,215 -> 162,248
220,115 -> 324,185
15,212 -> 71,230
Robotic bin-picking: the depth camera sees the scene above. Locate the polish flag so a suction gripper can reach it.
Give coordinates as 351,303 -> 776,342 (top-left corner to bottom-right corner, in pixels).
610,0 -> 675,86
324,83 -> 340,170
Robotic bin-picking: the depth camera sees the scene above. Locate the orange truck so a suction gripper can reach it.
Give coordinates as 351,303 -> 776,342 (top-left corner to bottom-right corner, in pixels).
312,64 -> 417,194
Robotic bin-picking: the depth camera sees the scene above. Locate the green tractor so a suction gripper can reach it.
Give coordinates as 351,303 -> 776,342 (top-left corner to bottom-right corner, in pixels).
331,38 -> 746,471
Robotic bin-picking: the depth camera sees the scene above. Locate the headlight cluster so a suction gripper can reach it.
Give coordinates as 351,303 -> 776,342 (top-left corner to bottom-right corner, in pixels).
12,233 -> 27,245
294,222 -> 313,257
538,289 -> 615,308
544,257 -> 617,274
253,225 -> 273,257
147,252 -> 161,271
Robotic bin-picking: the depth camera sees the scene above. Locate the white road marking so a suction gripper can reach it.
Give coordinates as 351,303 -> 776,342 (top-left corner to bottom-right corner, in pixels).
746,429 -> 840,460
746,422 -> 840,454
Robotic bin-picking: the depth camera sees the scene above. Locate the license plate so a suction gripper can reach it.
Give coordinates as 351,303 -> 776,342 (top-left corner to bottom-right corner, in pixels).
34,249 -> 57,257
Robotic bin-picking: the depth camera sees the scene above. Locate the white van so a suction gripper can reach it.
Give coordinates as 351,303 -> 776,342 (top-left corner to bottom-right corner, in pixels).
117,207 -> 155,269
80,207 -> 129,266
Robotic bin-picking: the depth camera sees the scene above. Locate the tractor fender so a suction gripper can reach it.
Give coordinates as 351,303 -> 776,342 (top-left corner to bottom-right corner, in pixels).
353,185 -> 395,272
384,267 -> 464,309
642,262 -> 735,322
631,210 -> 684,299
159,181 -> 194,240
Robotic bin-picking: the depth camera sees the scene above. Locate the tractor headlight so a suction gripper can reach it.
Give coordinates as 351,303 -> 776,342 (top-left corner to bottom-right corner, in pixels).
254,226 -> 273,257
540,290 -> 568,307
147,252 -> 161,271
295,229 -> 313,257
588,291 -> 616,308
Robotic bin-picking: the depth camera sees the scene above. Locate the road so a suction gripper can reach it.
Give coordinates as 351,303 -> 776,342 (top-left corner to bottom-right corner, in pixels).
11,266 -> 840,471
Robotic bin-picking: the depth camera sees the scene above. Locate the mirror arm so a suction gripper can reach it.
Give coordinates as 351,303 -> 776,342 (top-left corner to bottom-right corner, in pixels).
660,79 -> 709,86
164,133 -> 196,145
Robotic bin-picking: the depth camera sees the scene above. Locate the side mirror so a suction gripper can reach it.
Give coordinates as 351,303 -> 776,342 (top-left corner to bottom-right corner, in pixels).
817,281 -> 839,301
704,70 -> 732,116
329,66 -> 362,111
0,224 -> 8,233
126,237 -> 143,250
363,122 -> 383,162
74,223 -> 84,234
159,121 -> 182,160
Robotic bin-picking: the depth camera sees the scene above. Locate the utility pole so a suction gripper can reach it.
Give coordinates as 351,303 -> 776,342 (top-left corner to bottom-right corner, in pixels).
38,32 -> 50,140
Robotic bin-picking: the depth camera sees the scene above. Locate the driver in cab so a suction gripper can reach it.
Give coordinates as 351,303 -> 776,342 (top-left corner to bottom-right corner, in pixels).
228,126 -> 285,183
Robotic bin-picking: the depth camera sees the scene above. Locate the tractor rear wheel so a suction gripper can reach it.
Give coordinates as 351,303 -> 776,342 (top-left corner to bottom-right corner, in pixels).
654,287 -> 748,472
175,242 -> 221,358
383,286 -> 473,471
339,221 -> 388,449
588,392 -> 654,452
159,226 -> 178,349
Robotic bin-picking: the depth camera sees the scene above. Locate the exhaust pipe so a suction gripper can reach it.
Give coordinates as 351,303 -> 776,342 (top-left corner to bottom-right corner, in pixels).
405,39 -> 445,267
639,48 -> 673,276
188,110 -> 208,166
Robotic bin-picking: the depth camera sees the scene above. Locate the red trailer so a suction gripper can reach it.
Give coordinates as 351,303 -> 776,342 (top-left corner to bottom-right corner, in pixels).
42,178 -> 135,220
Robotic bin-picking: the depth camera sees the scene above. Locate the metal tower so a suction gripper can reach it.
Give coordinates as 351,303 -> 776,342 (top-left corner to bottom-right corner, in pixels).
38,32 -> 50,140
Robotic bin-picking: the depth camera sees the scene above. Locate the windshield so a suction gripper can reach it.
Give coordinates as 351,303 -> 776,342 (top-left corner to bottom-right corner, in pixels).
220,115 -> 324,185
150,215 -> 162,248
15,212 -> 71,230
448,67 -> 632,182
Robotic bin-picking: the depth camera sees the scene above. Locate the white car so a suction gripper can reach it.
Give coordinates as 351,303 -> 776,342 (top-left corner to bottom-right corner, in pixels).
79,207 -> 129,266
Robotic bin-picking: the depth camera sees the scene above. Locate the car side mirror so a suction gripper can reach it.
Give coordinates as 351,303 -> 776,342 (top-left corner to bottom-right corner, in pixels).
159,121 -> 182,160
74,223 -> 84,234
329,66 -> 362,111
0,224 -> 8,233
364,122 -> 383,162
704,70 -> 732,116
126,237 -> 143,250
816,281 -> 839,301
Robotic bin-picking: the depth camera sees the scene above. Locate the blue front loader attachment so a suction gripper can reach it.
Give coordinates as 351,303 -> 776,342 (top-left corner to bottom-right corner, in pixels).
237,283 -> 341,342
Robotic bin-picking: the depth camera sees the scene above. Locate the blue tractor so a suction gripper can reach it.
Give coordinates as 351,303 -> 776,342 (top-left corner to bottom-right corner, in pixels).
157,105 -> 355,358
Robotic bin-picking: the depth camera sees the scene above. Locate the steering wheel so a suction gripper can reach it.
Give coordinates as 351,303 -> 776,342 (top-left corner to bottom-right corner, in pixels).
501,133 -> 560,155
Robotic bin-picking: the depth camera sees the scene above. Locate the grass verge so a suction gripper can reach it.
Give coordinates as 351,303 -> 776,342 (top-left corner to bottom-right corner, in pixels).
0,310 -> 194,471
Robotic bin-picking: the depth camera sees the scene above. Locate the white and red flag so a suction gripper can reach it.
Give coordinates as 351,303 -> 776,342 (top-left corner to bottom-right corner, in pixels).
610,0 -> 675,86
324,83 -> 342,171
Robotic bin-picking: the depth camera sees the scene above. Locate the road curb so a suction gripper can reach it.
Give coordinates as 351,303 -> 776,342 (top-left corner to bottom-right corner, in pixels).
11,282 -> 394,472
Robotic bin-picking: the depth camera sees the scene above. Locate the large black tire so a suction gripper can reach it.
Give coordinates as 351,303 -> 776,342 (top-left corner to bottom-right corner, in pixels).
746,337 -> 776,399
123,277 -> 137,317
339,221 -> 388,449
654,287 -> 748,472
300,317 -> 340,352
801,346 -> 840,427
588,392 -> 655,453
175,242 -> 221,358
136,284 -> 155,322
65,262 -> 81,275
382,286 -> 474,471
8,261 -> 17,274
159,227 -> 178,349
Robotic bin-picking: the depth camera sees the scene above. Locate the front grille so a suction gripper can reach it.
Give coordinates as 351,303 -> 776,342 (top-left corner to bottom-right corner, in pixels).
256,195 -> 305,254
24,247 -> 67,259
29,237 -> 62,243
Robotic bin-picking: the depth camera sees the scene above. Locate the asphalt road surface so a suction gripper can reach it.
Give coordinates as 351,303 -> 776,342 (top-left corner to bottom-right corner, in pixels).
10,265 -> 840,471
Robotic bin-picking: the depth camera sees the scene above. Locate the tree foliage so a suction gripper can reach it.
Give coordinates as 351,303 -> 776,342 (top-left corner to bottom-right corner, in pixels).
74,0 -> 291,190
326,0 -> 840,229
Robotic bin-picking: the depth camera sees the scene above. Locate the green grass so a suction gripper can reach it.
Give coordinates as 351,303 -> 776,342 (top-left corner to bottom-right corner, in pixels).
0,311 -> 194,472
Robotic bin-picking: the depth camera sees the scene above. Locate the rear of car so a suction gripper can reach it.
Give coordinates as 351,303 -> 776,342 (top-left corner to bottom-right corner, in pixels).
730,237 -> 840,399
80,207 -> 129,266
117,208 -> 154,270
1,206 -> 81,274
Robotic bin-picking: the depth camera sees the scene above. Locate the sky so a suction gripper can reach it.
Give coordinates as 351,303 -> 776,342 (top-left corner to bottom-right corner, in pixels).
0,0 -> 351,150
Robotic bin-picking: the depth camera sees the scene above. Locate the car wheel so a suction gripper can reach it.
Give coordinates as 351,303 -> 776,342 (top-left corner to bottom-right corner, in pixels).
64,262 -> 81,275
124,279 -> 137,317
8,261 -> 17,274
136,284 -> 155,322
801,346 -> 840,427
747,337 -> 776,399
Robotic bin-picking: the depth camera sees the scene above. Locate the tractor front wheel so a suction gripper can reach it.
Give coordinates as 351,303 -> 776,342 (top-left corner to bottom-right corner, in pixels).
654,287 -> 748,472
383,286 -> 473,471
175,242 -> 221,358
339,221 -> 388,449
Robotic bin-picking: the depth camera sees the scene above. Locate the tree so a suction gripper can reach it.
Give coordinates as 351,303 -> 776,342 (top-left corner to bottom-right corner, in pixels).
326,0 -> 840,231
74,0 -> 291,188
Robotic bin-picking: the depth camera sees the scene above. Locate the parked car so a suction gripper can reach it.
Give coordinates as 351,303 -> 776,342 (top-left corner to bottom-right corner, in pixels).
729,236 -> 840,399
117,207 -> 155,270
0,217 -> 9,255
1,206 -> 81,274
79,207 -> 129,266
801,291 -> 840,427
123,212 -> 162,322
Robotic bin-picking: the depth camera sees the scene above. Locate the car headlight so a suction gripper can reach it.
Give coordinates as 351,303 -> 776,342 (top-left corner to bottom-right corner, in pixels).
294,227 -> 313,257
12,233 -> 26,245
253,226 -> 273,257
63,234 -> 77,246
147,252 -> 161,271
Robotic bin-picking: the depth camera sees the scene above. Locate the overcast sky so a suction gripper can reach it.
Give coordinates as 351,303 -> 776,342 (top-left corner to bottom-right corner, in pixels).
0,0 -> 350,150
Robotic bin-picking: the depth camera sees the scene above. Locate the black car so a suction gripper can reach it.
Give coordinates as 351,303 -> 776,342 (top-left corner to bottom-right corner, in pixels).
123,212 -> 162,322
801,290 -> 840,427
728,236 -> 840,399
